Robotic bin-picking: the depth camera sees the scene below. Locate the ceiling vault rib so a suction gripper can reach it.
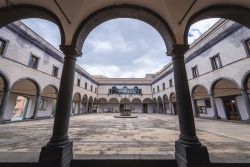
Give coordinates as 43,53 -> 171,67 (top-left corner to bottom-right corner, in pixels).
54,0 -> 71,24
178,0 -> 197,25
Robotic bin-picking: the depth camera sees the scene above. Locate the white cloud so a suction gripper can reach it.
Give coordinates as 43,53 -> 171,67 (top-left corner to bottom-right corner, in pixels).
20,18 -> 220,78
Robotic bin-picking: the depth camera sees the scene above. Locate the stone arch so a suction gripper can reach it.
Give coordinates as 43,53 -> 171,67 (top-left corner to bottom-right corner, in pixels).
0,4 -> 65,45
42,85 -> 58,99
163,94 -> 169,112
142,98 -> 154,104
0,71 -> 10,91
191,85 -> 209,99
242,70 -> 250,91
98,98 -> 108,104
169,92 -> 177,115
11,77 -> 41,95
120,98 -> 130,104
82,94 -> 88,113
73,4 -> 176,51
72,92 -> 81,115
10,78 -> 40,120
109,98 -> 119,104
210,77 -> 241,97
184,5 -> 250,44
131,98 -> 142,104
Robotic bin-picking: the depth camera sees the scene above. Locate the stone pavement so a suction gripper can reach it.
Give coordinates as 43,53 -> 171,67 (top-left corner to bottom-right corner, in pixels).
0,113 -> 249,163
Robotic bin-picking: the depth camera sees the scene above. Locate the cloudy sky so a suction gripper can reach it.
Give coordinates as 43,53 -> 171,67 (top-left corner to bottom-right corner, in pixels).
22,18 -> 219,78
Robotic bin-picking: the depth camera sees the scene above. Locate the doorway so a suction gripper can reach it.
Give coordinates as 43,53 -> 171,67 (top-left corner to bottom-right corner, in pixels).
222,97 -> 240,121
143,104 -> 148,113
11,96 -> 29,121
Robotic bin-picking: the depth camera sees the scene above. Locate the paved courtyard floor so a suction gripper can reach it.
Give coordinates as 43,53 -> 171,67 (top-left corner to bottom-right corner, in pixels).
0,113 -> 249,163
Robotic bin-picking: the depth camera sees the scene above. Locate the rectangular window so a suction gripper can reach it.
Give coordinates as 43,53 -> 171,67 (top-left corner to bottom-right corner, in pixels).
153,88 -> 155,94
77,78 -> 80,86
210,55 -> 222,70
169,79 -> 173,87
0,39 -> 6,55
85,82 -> 87,89
28,55 -> 39,69
157,86 -> 160,92
90,85 -> 93,92
197,106 -> 207,114
162,83 -> 165,90
192,66 -> 199,78
52,66 -> 59,77
204,99 -> 211,108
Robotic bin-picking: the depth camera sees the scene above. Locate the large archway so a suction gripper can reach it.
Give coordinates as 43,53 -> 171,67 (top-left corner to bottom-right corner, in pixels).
40,85 -> 58,118
142,98 -> 154,113
169,93 -> 177,115
10,78 -> 40,121
0,71 -> 10,120
73,4 -> 176,51
109,98 -> 119,113
211,78 -> 242,121
98,98 -> 108,113
131,98 -> 142,113
0,4 -> 65,44
184,5 -> 250,44
192,85 -> 211,117
72,92 -> 81,115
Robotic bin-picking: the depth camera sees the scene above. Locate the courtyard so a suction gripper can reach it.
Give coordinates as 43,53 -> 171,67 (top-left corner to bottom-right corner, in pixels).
0,113 -> 249,163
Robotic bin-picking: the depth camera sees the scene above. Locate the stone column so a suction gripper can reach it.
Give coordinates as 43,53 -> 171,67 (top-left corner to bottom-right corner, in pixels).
162,101 -> 166,114
156,101 -> 160,113
209,93 -> 220,119
0,89 -> 10,122
241,89 -> 250,121
39,45 -> 82,167
167,45 -> 209,167
31,92 -> 41,119
191,97 -> 199,117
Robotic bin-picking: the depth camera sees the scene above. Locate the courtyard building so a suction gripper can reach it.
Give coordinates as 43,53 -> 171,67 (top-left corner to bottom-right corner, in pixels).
0,1 -> 250,167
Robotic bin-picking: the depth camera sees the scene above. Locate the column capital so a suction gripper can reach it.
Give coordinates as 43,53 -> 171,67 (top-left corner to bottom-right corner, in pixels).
166,44 -> 189,57
60,45 -> 82,57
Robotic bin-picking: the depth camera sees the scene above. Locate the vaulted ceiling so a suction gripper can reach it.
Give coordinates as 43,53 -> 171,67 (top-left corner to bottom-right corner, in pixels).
0,0 -> 249,48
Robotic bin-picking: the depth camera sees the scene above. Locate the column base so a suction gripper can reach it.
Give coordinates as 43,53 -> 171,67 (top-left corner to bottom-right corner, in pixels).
39,141 -> 73,167
175,140 -> 210,167
214,115 -> 221,120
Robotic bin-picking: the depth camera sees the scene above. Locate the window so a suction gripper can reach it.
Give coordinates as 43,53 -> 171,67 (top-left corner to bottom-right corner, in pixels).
192,66 -> 199,78
197,106 -> 207,114
169,79 -> 173,87
153,88 -> 155,94
90,85 -> 93,92
0,39 -> 6,55
39,99 -> 47,110
77,78 -> 80,86
85,82 -> 87,89
157,86 -> 160,92
245,39 -> 250,56
162,83 -> 165,90
28,55 -> 39,69
95,88 -> 97,93
204,99 -> 211,108
210,55 -> 222,70
52,66 -> 59,77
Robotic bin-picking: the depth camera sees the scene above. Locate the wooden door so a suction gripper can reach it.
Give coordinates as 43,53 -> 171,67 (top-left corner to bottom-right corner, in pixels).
223,98 -> 240,121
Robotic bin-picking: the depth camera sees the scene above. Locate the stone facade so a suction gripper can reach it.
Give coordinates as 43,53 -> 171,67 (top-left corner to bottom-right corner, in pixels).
0,19 -> 249,122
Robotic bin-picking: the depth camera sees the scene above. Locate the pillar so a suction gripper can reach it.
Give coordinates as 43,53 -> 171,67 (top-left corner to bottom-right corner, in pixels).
241,89 -> 250,121
39,45 -> 82,167
191,97 -> 199,117
161,101 -> 165,114
31,92 -> 41,119
0,89 -> 10,122
209,94 -> 220,119
167,45 -> 209,167
156,101 -> 160,113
